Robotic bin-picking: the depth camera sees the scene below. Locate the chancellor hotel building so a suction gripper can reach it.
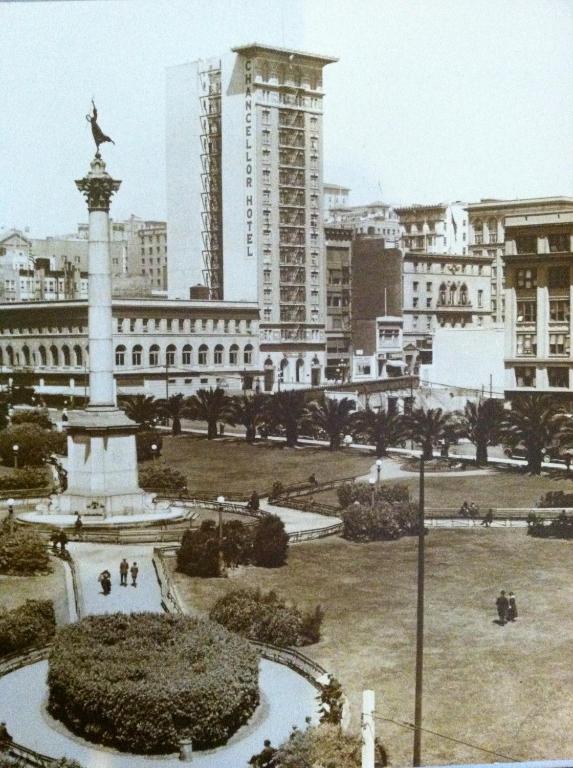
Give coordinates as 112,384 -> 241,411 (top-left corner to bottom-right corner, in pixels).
166,44 -> 337,389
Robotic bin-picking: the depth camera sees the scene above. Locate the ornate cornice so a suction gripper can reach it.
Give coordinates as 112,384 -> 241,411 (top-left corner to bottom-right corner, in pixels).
75,155 -> 121,213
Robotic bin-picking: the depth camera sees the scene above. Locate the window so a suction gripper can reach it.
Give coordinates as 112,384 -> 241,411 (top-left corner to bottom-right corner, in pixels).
426,282 -> 432,292
477,290 -> 483,308
439,283 -> 447,304
412,315 -> 419,329
262,109 -> 270,125
182,345 -> 192,365
229,344 -> 239,365
115,345 -> 126,366
244,344 -> 253,365
515,236 -> 537,254
516,333 -> 537,356
426,297 -> 432,308
548,266 -> 569,289
459,284 -> 468,305
549,333 -> 569,355
550,299 -> 570,322
214,344 -> 224,365
132,345 -> 142,366
166,344 -> 176,366
412,297 -> 419,308
413,281 -> 419,292
488,219 -> 497,243
198,344 -> 208,365
548,234 -> 569,253
515,366 -> 536,387
548,367 -> 569,387
516,268 -> 537,289
149,345 -> 160,366
517,300 -> 537,323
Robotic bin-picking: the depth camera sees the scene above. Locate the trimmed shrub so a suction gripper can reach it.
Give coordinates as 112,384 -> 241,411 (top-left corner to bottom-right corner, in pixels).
177,520 -> 221,577
0,524 -> 51,574
252,513 -> 289,568
537,490 -> 573,508
0,600 -> 56,657
0,424 -> 65,467
0,467 -> 50,491
136,430 -> 163,462
10,410 -> 53,429
138,462 -> 186,492
273,724 -> 363,768
337,481 -> 410,510
210,588 -> 323,647
528,511 -> 573,539
47,613 -> 259,753
342,501 -> 419,542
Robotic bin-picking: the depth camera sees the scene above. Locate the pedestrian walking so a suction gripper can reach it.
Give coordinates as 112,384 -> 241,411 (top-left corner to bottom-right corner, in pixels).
49,529 -> 59,554
119,558 -> 129,586
130,561 -> 139,587
508,592 -> 518,621
249,739 -> 277,768
481,509 -> 494,527
58,529 -> 69,554
0,721 -> 13,750
98,570 -> 112,595
496,590 -> 509,625
74,512 -> 83,540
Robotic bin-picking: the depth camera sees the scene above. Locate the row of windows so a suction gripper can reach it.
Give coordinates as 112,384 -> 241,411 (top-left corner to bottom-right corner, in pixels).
515,366 -> 569,388
0,344 -> 85,368
515,333 -> 570,356
410,262 -> 485,275
114,318 -> 254,334
516,300 -> 570,323
515,266 -> 570,289
114,343 -> 254,368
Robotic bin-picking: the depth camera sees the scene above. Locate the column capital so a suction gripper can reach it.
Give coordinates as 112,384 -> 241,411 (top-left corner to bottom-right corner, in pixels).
75,155 -> 121,212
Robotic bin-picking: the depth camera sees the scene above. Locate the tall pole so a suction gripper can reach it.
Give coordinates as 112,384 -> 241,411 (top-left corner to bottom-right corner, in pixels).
413,455 -> 425,766
165,358 -> 169,401
361,689 -> 375,768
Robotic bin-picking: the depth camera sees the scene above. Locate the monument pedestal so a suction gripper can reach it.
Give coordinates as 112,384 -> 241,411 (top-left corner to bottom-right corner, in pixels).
59,408 -> 147,516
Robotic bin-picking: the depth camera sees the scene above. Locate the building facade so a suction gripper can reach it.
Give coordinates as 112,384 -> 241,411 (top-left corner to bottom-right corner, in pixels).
503,202 -> 573,396
166,43 -> 337,388
395,202 -> 468,255
132,221 -> 168,291
402,250 -> 493,371
0,299 -> 262,400
324,226 -> 352,380
326,201 -> 400,246
323,183 -> 350,219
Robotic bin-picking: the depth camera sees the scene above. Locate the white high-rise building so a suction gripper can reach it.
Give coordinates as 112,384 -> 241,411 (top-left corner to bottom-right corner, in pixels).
166,43 -> 337,389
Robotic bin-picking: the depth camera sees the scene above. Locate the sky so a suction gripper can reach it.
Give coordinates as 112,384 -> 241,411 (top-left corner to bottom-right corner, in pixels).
0,0 -> 572,236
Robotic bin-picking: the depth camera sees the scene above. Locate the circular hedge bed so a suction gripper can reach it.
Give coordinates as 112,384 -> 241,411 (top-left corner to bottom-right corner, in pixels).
47,613 -> 260,754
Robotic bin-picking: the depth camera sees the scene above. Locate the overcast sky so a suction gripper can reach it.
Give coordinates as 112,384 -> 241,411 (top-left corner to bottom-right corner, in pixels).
1,0 -> 572,236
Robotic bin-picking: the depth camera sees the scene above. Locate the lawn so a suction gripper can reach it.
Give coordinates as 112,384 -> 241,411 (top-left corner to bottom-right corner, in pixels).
150,435 -> 374,497
167,529 -> 573,765
314,466 -> 573,511
0,557 -> 69,624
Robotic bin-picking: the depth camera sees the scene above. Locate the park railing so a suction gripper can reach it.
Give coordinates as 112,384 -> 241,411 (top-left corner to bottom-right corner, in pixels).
152,547 -> 184,614
425,506 -> 573,521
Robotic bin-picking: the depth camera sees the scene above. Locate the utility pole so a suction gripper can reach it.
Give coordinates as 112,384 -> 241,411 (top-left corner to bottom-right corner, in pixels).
361,689 -> 375,768
413,455 -> 425,766
165,358 -> 169,400
489,373 -> 493,399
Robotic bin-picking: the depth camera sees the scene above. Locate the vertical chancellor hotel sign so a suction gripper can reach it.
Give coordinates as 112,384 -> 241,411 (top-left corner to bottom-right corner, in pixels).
244,58 -> 254,258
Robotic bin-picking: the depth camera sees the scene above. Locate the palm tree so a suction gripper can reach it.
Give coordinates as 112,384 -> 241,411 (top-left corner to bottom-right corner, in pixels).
304,396 -> 356,450
228,393 -> 268,443
186,387 -> 231,440
500,394 -> 562,474
461,398 -> 504,466
351,407 -> 405,457
157,393 -> 189,436
265,390 -> 307,448
404,407 -> 452,460
120,395 -> 159,429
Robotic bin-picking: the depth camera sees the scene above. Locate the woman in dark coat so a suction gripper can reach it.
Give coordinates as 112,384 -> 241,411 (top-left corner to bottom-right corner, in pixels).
508,592 -> 518,621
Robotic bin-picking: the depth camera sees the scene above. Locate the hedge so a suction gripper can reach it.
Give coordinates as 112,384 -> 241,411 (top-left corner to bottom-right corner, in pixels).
0,759 -> 83,768
272,724 -> 363,768
138,462 -> 187,493
0,424 -> 66,467
0,467 -> 50,491
337,481 -> 410,510
47,613 -> 260,754
210,588 -> 323,647
0,525 -> 51,574
10,410 -> 53,429
0,600 -> 56,658
537,490 -> 573,508
528,512 -> 573,539
252,513 -> 289,568
342,501 -> 419,542
136,430 -> 163,461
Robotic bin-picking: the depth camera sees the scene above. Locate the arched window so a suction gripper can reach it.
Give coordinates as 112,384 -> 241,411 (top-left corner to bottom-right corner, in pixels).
449,283 -> 457,304
474,219 -> 483,244
263,357 -> 275,392
73,345 -> 83,367
115,345 -> 126,366
21,346 -> 31,366
50,345 -> 59,366
459,284 -> 468,306
38,345 -> 47,366
229,344 -> 239,365
166,344 -> 176,366
149,344 -> 160,367
488,218 -> 497,243
182,344 -> 192,365
62,345 -> 71,367
132,345 -> 142,366
198,344 -> 208,366
439,283 -> 447,305
6,346 -> 14,367
214,344 -> 224,365
295,357 -> 304,383
311,356 -> 321,386
244,343 -> 253,365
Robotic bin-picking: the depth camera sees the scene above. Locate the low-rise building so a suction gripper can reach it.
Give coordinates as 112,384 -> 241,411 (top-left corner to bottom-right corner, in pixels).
0,298 -> 262,401
326,201 -> 400,246
325,226 -> 352,380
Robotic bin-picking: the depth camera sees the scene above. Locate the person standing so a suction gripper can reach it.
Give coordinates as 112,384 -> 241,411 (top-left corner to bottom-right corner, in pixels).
496,590 -> 509,625
74,512 -> 83,540
130,561 -> 139,587
508,592 -> 518,621
98,570 -> 111,595
482,509 -> 494,527
119,558 -> 129,587
0,721 -> 13,750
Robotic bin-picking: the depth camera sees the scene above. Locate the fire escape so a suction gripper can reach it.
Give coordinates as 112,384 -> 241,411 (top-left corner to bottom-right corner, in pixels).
199,64 -> 223,299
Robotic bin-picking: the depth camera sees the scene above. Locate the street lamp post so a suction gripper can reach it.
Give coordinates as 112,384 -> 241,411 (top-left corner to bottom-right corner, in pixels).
12,444 -> 19,469
413,454 -> 426,766
376,458 -> 382,485
368,477 -> 376,509
7,498 -> 15,535
343,434 -> 353,449
278,371 -> 284,392
151,443 -> 158,462
216,495 -> 225,574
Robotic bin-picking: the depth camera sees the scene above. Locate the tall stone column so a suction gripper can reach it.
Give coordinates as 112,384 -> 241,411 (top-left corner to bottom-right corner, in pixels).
76,156 -> 120,409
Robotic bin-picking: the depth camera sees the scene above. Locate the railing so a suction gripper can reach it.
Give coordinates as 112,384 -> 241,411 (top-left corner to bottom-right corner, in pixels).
152,547 -> 183,614
425,506 -> 573,521
288,521 -> 343,542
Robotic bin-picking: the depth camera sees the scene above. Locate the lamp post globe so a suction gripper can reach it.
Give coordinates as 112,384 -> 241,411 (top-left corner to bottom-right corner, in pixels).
376,458 -> 382,484
368,476 -> 376,508
343,434 -> 352,448
12,444 -> 19,469
151,443 -> 158,461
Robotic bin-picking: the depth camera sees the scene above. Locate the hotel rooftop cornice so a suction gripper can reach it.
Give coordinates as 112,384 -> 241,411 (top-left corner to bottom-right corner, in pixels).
231,42 -> 338,64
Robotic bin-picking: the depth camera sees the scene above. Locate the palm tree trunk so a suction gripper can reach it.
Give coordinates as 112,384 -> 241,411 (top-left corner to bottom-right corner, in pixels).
330,433 -> 340,451
423,439 -> 433,461
207,419 -> 218,440
172,416 -> 181,436
528,446 -> 542,474
286,425 -> 298,448
246,425 -> 256,443
475,441 -> 488,466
